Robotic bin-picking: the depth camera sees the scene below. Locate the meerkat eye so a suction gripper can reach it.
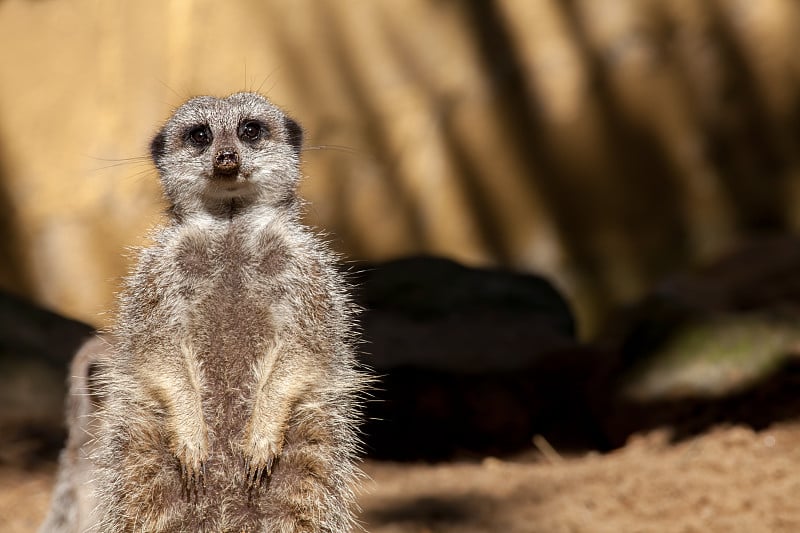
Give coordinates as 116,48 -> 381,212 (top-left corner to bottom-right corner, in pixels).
187,125 -> 212,147
239,120 -> 266,142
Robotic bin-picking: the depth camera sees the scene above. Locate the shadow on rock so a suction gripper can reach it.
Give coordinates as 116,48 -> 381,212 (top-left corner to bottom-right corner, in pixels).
351,256 -> 615,459
0,291 -> 94,465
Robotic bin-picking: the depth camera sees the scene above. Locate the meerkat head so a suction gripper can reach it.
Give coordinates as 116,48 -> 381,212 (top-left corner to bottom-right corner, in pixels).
150,92 -> 304,218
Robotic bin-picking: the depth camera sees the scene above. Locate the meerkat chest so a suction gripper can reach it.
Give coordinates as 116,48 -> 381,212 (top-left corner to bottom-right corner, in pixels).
171,226 -> 290,296
168,227 -> 292,363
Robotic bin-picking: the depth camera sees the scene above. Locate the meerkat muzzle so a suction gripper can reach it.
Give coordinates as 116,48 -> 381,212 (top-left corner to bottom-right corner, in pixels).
213,148 -> 240,176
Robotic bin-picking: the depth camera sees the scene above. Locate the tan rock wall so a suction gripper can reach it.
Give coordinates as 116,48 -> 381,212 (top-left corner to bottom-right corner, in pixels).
0,0 -> 798,336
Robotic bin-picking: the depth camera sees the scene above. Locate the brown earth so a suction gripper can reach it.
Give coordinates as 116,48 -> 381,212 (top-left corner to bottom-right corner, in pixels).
4,421 -> 800,533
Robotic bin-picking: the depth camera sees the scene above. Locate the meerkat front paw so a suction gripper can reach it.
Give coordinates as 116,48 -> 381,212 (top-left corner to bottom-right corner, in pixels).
242,434 -> 283,494
175,438 -> 208,501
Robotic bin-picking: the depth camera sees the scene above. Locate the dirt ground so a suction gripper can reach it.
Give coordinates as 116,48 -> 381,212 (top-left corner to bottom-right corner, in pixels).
3,421 -> 800,533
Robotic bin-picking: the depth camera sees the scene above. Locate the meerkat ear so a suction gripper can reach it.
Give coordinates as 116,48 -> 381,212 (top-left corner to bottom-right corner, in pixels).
150,129 -> 167,168
284,117 -> 303,155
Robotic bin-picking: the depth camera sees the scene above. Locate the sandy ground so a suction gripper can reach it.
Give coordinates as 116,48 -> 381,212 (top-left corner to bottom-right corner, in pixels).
3,422 -> 800,532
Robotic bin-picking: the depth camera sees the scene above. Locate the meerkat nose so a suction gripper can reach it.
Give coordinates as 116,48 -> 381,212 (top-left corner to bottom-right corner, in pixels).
213,148 -> 240,175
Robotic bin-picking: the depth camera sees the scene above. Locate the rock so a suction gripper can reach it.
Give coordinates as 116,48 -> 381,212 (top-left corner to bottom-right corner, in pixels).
621,311 -> 800,401
352,257 -> 604,459
614,237 -> 800,401
0,291 -> 94,464
601,238 -> 800,446
354,256 -> 575,373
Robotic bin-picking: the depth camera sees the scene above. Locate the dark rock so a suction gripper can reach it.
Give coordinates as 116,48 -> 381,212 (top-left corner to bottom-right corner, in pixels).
0,291 -> 94,464
610,237 -> 800,401
351,257 -> 602,459
353,256 -> 576,373
600,237 -> 800,446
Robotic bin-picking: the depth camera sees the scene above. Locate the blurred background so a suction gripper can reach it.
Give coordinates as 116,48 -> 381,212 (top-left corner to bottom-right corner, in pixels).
4,0 -> 800,530
1,0 -> 798,338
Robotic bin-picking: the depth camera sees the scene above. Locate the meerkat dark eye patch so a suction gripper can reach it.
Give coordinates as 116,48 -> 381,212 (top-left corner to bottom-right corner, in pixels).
284,117 -> 303,154
238,120 -> 267,142
187,125 -> 212,147
150,130 -> 167,166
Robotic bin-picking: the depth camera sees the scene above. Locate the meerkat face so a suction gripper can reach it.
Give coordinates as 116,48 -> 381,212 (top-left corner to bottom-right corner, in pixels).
150,92 -> 303,216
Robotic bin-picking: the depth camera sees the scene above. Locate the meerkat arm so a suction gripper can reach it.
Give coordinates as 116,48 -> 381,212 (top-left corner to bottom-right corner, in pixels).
140,339 -> 208,497
242,338 -> 317,490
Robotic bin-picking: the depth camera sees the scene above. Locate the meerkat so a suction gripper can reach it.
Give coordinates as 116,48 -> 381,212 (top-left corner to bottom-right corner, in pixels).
81,93 -> 366,532
39,334 -> 109,533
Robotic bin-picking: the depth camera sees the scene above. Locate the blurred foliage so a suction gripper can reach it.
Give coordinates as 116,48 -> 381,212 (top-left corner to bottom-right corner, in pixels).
621,311 -> 800,399
0,0 -> 798,336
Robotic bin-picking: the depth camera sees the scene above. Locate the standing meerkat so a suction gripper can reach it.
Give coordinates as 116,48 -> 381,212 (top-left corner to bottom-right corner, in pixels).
39,334 -> 109,533
83,93 -> 366,532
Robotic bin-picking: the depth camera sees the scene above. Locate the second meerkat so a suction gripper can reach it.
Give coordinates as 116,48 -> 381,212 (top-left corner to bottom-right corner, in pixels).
93,93 -> 367,532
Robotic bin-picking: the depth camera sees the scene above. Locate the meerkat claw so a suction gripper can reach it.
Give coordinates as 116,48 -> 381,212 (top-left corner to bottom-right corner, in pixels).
177,454 -> 206,502
244,453 -> 275,498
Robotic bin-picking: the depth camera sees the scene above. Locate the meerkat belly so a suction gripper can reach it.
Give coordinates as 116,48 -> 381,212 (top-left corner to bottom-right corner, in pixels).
188,268 -> 278,442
